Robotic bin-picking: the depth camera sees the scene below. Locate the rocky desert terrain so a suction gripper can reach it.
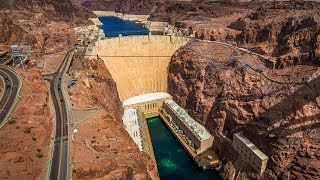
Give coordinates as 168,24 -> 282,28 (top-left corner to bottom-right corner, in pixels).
82,0 -> 320,68
168,39 -> 320,179
0,67 -> 52,179
0,0 -> 95,179
0,0 -> 319,179
0,0 -> 95,60
69,58 -> 157,179
80,0 -> 319,179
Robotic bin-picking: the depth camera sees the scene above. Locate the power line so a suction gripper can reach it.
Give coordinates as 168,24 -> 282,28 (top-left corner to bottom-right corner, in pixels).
30,51 -> 172,57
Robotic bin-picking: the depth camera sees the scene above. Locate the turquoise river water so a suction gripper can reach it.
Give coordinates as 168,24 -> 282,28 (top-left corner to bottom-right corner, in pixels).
147,117 -> 221,180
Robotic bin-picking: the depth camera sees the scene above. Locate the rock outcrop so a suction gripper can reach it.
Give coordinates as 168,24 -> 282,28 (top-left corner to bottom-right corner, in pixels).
0,68 -> 53,179
70,58 -> 158,179
168,39 -> 320,179
0,0 -> 95,60
81,0 -> 162,15
230,1 -> 320,68
0,0 -> 95,26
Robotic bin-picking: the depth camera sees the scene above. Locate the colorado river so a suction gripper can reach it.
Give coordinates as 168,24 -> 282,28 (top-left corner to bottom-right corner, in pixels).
147,117 -> 221,180
99,16 -> 149,37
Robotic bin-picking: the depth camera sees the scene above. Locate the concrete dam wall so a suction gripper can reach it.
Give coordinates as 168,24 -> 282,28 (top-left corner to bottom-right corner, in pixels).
91,35 -> 189,101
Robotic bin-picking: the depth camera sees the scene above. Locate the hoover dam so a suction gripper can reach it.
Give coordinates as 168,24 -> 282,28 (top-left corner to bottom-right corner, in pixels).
91,35 -> 189,101
1,1 -> 319,179
88,16 -> 221,179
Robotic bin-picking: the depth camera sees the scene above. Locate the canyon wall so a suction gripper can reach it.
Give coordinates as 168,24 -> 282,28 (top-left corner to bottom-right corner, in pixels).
230,1 -> 320,67
168,39 -> 320,179
0,0 -> 95,60
69,58 -> 158,179
79,1 -> 320,68
80,0 -> 163,15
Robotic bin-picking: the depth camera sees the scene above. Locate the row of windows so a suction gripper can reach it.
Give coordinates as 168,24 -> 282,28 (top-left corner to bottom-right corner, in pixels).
132,130 -> 139,137
145,102 -> 157,110
236,142 -> 258,163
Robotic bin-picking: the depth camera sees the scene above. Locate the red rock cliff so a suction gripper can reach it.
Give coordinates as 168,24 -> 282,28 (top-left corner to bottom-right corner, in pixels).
69,58 -> 158,179
168,39 -> 320,179
230,1 -> 320,68
0,0 -> 95,59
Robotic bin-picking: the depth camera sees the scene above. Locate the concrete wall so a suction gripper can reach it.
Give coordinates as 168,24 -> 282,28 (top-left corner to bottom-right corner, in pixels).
91,35 -> 189,101
124,97 -> 172,118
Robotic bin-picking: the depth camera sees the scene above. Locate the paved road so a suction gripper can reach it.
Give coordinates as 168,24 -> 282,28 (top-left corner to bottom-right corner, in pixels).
0,65 -> 21,125
47,49 -> 74,180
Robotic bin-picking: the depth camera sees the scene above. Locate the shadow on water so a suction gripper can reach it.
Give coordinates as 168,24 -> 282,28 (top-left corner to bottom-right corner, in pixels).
147,117 -> 222,180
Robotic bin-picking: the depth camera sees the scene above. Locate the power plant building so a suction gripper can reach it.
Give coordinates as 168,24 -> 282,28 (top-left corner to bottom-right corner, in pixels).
162,100 -> 214,154
232,132 -> 268,175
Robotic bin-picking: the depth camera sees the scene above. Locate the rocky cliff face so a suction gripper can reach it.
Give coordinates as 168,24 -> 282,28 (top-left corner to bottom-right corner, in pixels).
0,0 -> 95,60
150,0 -> 320,68
229,1 -> 320,68
168,39 -> 320,179
0,11 -> 77,58
0,0 -> 95,26
148,0 -> 253,23
69,58 -> 158,179
81,0 -> 163,15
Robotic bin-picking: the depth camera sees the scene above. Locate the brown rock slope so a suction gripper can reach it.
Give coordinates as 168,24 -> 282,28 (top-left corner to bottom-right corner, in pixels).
168,39 -> 320,179
70,58 -> 157,179
0,68 -> 52,179
81,0 -> 162,15
150,1 -> 320,68
229,1 -> 320,68
0,0 -> 94,26
0,0 -> 95,60
0,11 -> 76,58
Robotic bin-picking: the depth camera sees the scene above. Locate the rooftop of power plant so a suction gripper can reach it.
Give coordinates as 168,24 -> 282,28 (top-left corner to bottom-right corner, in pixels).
164,100 -> 212,141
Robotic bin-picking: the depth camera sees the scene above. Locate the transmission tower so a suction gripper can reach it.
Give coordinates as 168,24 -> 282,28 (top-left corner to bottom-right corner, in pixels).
11,45 -> 31,68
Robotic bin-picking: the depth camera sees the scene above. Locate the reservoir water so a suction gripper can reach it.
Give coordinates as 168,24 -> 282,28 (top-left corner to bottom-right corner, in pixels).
99,16 -> 221,179
147,117 -> 221,180
99,16 -> 149,37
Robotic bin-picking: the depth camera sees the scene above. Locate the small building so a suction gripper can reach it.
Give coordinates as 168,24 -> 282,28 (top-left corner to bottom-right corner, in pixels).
232,132 -> 268,175
162,100 -> 213,154
122,108 -> 143,151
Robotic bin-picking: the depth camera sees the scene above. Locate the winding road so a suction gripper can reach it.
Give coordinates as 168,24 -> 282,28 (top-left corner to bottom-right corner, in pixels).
0,65 -> 21,126
47,49 -> 74,180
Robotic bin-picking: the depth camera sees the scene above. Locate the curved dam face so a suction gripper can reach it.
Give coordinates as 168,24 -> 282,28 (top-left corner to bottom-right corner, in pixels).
91,35 -> 189,101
